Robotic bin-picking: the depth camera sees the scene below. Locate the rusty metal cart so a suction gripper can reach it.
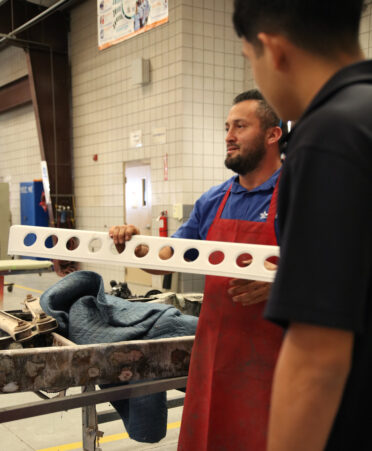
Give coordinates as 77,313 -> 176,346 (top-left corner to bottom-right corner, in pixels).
2,225 -> 278,450
0,293 -> 202,450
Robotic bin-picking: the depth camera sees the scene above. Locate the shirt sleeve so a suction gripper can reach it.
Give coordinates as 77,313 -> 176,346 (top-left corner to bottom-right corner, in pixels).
265,143 -> 372,334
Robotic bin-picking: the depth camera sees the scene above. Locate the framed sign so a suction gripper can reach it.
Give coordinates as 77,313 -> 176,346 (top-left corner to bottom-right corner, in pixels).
98,0 -> 169,50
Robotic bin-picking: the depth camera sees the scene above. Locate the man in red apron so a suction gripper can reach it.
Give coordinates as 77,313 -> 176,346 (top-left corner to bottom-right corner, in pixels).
177,91 -> 283,451
110,90 -> 284,450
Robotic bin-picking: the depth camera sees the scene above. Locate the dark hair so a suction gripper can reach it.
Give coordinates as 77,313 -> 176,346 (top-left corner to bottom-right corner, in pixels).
234,89 -> 280,130
233,0 -> 364,56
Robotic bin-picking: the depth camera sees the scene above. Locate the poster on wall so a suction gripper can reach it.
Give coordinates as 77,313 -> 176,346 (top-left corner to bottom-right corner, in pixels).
97,0 -> 168,50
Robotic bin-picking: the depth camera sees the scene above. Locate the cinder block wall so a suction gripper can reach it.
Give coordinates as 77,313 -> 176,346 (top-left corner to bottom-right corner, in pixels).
69,0 -> 246,291
0,1 -> 371,290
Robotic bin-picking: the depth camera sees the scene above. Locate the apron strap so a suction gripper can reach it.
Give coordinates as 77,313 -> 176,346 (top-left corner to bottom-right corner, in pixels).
266,173 -> 281,224
214,183 -> 233,221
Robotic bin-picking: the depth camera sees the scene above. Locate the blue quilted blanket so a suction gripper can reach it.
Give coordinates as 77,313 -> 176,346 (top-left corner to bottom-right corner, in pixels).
40,270 -> 198,443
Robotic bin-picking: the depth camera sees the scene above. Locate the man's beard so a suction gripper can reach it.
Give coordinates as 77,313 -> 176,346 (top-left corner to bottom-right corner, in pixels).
224,143 -> 266,175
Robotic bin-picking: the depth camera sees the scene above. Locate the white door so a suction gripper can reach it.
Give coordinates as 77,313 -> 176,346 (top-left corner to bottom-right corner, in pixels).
124,161 -> 152,286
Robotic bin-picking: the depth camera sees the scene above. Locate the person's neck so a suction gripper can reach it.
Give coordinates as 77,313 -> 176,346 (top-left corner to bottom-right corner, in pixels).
290,48 -> 365,118
238,159 -> 281,191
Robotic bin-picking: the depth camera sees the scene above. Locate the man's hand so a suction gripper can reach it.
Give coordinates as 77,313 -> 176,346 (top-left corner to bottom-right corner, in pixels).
227,258 -> 277,306
228,279 -> 271,305
109,224 -> 142,254
108,224 -> 173,275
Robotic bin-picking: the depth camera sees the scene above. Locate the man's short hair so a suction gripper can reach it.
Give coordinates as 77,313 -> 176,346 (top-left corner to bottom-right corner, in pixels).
234,89 -> 280,131
233,0 -> 364,57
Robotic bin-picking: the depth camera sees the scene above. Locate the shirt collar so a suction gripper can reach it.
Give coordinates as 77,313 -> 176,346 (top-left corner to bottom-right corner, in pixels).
282,60 -> 372,150
231,168 -> 281,194
302,60 -> 372,120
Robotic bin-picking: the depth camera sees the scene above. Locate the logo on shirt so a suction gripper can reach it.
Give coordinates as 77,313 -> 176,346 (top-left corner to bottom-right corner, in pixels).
260,210 -> 268,220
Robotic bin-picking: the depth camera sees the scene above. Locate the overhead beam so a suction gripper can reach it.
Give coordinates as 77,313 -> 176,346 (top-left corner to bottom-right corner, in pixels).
0,75 -> 31,113
26,48 -> 72,202
0,0 -> 69,42
0,0 -> 74,52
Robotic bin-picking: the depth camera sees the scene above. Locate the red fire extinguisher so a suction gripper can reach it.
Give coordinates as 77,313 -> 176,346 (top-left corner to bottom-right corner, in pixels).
159,210 -> 168,237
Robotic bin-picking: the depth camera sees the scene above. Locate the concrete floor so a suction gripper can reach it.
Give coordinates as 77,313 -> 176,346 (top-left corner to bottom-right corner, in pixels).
0,271 -> 183,451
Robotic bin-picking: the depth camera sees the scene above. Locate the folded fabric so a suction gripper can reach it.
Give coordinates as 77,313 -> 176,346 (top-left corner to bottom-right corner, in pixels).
40,270 -> 198,443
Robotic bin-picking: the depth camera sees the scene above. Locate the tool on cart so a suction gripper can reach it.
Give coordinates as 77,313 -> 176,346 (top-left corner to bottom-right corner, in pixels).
23,295 -> 58,334
109,280 -> 132,299
109,280 -> 162,302
0,296 -> 58,343
0,310 -> 35,342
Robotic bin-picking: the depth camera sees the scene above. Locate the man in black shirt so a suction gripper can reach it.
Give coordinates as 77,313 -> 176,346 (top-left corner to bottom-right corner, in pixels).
233,1 -> 372,450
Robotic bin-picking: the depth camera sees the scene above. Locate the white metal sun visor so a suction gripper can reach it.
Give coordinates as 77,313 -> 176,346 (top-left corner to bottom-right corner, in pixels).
8,225 -> 279,282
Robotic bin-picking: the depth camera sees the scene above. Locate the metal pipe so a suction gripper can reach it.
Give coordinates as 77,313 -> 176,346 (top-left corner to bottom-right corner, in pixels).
0,0 -> 69,45
9,0 -> 69,36
0,377 -> 188,423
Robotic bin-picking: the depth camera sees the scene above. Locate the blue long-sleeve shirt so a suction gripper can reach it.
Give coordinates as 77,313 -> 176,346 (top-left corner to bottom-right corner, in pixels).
173,169 -> 281,241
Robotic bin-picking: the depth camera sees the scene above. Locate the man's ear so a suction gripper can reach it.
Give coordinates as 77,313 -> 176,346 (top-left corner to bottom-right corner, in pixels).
266,126 -> 282,145
257,32 -> 290,72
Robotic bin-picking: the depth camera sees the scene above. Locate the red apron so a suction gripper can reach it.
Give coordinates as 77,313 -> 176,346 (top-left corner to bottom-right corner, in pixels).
178,179 -> 283,451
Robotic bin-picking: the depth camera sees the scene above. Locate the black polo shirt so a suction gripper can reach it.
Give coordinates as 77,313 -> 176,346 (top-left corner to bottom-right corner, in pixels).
265,60 -> 372,450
